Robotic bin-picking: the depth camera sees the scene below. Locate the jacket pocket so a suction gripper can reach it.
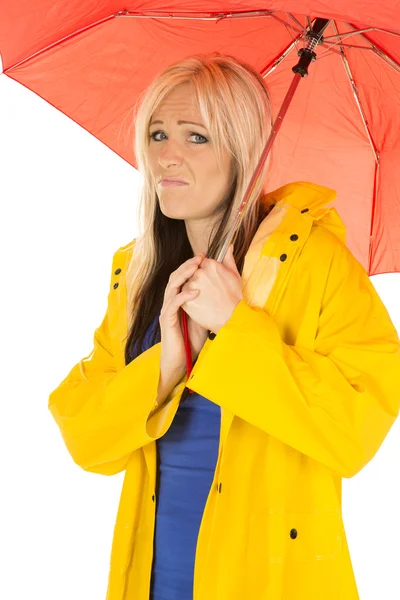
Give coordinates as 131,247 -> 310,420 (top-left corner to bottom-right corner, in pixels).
249,508 -> 344,564
284,509 -> 344,562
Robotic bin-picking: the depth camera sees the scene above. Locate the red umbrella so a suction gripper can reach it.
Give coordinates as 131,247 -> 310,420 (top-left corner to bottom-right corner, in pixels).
1,1 -> 400,274
1,1 -> 400,380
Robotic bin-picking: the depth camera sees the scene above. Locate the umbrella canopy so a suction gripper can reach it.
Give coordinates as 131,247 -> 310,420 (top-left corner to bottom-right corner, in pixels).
1,1 -> 400,275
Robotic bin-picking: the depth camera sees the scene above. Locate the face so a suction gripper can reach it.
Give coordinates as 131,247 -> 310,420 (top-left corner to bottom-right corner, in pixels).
148,82 -> 233,249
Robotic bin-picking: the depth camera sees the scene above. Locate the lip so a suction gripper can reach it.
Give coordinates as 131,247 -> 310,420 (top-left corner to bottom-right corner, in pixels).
160,180 -> 188,187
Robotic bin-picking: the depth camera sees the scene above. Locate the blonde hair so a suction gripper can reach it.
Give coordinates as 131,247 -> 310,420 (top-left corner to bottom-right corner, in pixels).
124,52 -> 274,362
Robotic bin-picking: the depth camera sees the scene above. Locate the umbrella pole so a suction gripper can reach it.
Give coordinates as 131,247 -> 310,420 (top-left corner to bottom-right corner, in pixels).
183,18 -> 330,391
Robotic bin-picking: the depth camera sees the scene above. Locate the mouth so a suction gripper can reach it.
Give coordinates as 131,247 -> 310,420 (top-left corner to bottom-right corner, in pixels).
160,180 -> 189,187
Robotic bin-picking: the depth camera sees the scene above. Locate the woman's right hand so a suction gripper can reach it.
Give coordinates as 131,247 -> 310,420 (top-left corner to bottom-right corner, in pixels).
159,253 -> 209,378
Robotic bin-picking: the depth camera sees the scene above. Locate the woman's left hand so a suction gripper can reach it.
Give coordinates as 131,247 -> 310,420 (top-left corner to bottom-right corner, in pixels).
181,244 -> 243,333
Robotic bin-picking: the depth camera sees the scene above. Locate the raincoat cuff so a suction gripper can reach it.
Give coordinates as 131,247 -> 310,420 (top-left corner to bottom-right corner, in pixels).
222,298 -> 283,351
146,374 -> 188,438
187,299 -> 284,391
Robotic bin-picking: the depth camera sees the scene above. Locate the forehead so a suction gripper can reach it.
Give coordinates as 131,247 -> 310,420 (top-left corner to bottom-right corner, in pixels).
152,83 -> 200,120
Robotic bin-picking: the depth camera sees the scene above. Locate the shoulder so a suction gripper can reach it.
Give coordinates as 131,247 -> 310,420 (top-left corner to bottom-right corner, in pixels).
306,222 -> 387,331
112,238 -> 136,261
107,239 -> 137,282
116,238 -> 136,254
294,219 -> 370,314
305,218 -> 360,278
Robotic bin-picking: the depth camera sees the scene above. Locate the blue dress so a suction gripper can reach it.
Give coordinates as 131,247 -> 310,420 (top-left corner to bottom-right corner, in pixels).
127,311 -> 221,600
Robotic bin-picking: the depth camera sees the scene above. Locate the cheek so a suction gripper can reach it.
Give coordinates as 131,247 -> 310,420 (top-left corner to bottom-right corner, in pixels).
147,148 -> 157,168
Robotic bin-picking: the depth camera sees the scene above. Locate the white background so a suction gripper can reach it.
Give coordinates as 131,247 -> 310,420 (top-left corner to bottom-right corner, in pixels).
1,70 -> 399,600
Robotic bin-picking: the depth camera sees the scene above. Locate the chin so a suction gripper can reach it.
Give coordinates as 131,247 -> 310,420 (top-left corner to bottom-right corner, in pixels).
160,206 -> 188,220
163,212 -> 188,221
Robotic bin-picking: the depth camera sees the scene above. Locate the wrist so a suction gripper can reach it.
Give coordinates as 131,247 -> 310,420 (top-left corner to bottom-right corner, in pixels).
213,298 -> 243,334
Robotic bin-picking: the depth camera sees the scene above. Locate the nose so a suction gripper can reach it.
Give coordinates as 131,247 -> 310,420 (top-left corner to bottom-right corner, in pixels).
157,140 -> 183,169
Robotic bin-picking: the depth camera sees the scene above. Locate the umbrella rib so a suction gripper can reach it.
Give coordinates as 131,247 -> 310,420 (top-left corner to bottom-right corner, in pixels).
368,161 -> 380,275
283,12 -> 309,55
259,32 -> 304,78
318,25 -> 400,61
317,31 -> 373,59
269,13 -> 302,34
285,13 -> 308,35
5,12 -> 116,73
3,9 -> 295,74
6,10 -> 400,75
119,9 -> 303,37
320,42 -> 376,51
331,21 -> 379,165
344,22 -> 400,75
117,9 -> 278,21
323,26 -> 400,41
330,23 -> 381,274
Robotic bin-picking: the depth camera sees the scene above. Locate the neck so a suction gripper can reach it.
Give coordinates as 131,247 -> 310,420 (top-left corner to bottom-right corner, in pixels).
185,218 -> 215,256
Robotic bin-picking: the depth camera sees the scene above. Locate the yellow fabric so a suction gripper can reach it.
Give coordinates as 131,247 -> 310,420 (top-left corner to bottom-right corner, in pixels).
48,181 -> 400,600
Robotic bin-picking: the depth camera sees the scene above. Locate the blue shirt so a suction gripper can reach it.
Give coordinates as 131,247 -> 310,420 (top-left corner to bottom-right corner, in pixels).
128,311 -> 221,600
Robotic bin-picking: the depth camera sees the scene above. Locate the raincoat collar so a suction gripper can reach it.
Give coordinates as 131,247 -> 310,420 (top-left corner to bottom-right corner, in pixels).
240,180 -> 345,312
265,180 -> 337,211
263,180 -> 345,245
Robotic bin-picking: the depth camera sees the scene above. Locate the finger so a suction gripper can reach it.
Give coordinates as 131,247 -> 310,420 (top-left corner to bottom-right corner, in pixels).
160,286 -> 198,321
179,255 -> 203,277
175,288 -> 199,309
164,262 -> 200,303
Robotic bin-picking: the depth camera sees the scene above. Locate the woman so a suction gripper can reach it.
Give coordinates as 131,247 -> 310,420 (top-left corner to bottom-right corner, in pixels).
48,53 -> 400,600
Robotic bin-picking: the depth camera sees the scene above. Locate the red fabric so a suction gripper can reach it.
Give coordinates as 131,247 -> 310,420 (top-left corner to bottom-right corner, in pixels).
1,1 -> 399,274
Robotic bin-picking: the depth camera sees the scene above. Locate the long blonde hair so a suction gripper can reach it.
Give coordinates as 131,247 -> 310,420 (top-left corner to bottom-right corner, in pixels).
124,52 -> 274,363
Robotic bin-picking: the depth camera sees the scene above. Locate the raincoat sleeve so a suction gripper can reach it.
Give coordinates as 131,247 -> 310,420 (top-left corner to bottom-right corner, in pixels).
187,237 -> 400,479
48,246 -> 187,476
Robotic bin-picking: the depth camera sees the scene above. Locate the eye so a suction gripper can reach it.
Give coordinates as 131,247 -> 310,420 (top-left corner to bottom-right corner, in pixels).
149,130 -> 208,144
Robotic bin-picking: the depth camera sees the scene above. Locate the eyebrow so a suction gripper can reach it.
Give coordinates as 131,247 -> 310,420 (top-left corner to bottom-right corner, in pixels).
149,119 -> 206,128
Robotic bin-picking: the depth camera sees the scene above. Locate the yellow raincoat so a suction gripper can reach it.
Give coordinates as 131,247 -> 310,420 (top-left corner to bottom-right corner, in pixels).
48,181 -> 400,600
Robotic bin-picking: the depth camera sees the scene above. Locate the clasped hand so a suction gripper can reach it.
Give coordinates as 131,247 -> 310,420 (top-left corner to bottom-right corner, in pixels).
181,244 -> 243,333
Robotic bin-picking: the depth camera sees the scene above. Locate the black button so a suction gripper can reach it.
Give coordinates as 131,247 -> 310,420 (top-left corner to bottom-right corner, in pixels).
152,494 -> 155,502
290,234 -> 298,241
114,268 -> 121,275
290,528 -> 298,539
208,331 -> 216,340
218,483 -> 222,493
301,208 -> 309,213
280,254 -> 287,262
113,282 -> 119,289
